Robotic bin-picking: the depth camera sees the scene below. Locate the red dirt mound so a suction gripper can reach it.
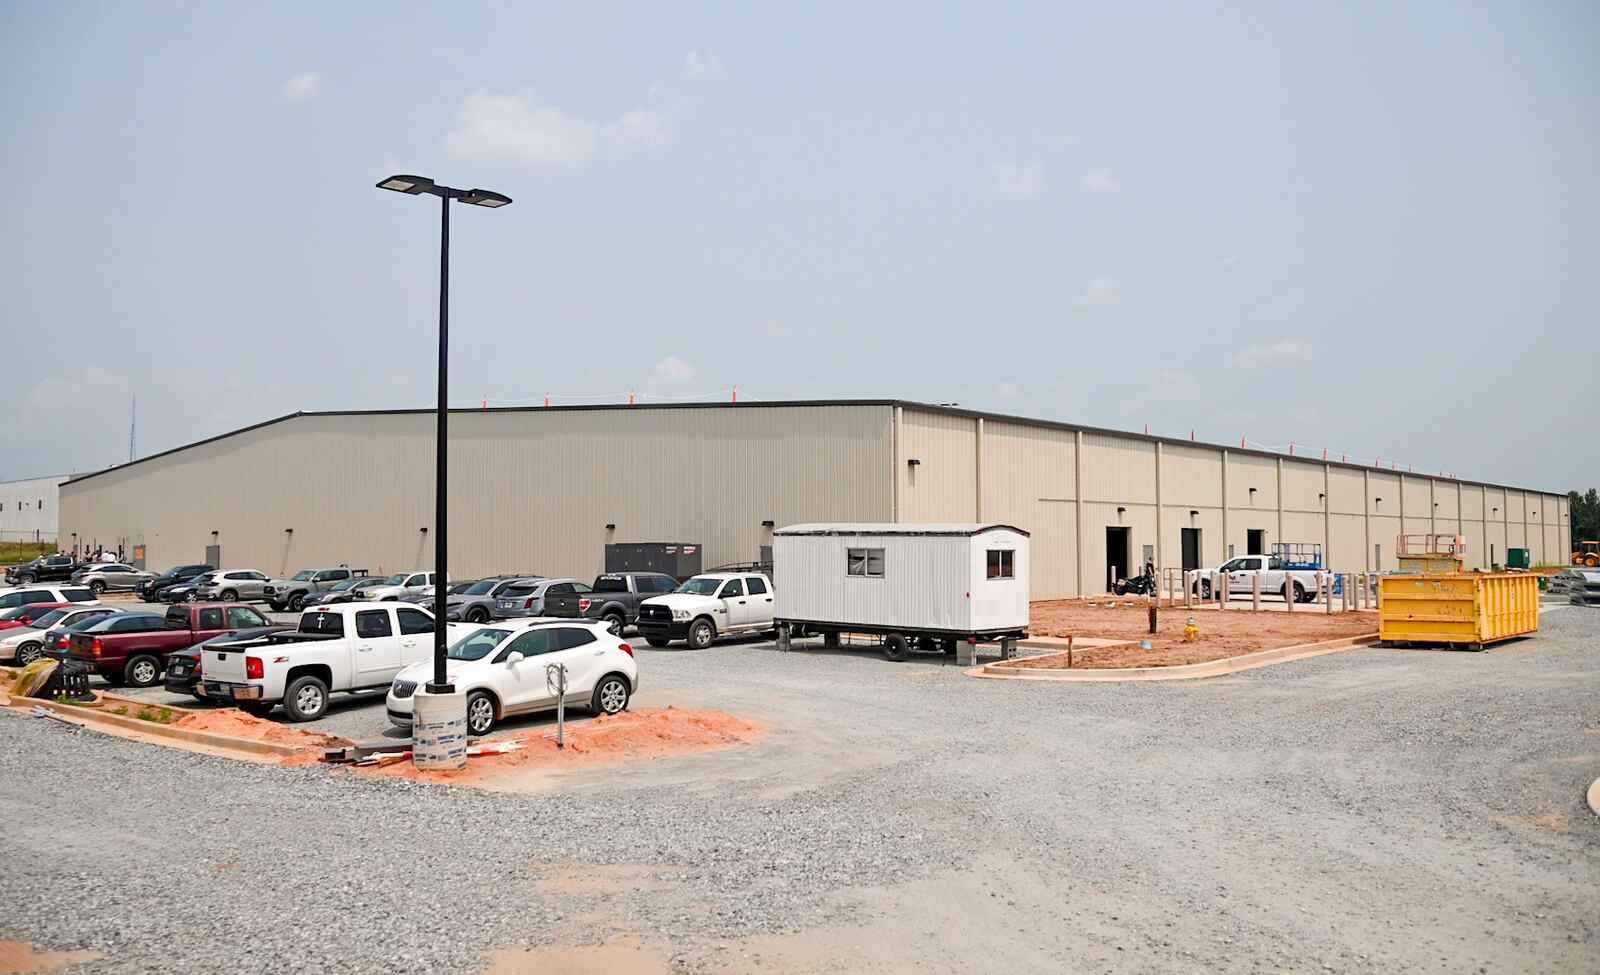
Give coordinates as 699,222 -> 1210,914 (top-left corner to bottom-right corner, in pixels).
173,710 -> 349,750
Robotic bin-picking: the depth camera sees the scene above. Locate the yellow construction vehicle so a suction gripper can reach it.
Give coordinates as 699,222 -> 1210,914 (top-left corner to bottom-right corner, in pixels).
1573,541 -> 1600,568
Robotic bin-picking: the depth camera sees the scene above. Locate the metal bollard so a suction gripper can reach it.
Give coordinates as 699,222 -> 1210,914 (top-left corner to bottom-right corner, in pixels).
1323,572 -> 1333,614
1220,572 -> 1230,608
1252,572 -> 1261,612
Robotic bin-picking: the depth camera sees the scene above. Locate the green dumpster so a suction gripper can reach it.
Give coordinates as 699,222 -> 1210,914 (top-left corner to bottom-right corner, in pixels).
1507,548 -> 1531,570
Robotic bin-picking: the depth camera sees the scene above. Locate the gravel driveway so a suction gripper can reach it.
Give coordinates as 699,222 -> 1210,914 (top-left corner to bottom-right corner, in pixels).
2,608 -> 1595,973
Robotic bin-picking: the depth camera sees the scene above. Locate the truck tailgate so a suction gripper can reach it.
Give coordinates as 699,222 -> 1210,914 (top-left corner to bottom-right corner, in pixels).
202,645 -> 252,683
542,592 -> 588,618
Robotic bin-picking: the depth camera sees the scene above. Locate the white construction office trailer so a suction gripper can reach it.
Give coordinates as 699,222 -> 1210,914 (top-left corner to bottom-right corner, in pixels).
772,523 -> 1030,662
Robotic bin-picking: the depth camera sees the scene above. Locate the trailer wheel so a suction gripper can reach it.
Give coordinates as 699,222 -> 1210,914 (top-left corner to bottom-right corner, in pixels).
883,633 -> 909,662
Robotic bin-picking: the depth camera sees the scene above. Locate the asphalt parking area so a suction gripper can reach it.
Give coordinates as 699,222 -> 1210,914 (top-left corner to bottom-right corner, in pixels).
3,607 -> 1596,974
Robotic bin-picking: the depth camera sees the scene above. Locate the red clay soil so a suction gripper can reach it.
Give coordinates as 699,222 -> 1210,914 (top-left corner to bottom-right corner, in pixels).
1015,600 -> 1377,669
173,710 -> 350,752
360,706 -> 761,787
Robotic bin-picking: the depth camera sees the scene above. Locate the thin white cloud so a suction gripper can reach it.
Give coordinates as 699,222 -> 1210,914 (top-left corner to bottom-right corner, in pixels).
990,161 -> 1044,200
652,355 -> 695,384
442,89 -> 669,169
1081,165 -> 1119,193
279,72 -> 322,102
1073,273 -> 1132,309
684,50 -> 724,78
1234,339 -> 1316,365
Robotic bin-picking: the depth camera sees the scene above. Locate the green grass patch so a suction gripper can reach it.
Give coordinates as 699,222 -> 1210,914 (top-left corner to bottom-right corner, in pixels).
0,541 -> 57,565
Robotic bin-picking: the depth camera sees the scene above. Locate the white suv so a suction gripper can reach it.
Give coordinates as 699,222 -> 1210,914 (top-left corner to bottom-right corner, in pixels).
635,573 -> 775,649
0,585 -> 100,612
385,619 -> 637,736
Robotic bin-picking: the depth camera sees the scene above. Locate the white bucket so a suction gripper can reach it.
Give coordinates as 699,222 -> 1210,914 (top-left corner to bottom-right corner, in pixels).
412,688 -> 468,771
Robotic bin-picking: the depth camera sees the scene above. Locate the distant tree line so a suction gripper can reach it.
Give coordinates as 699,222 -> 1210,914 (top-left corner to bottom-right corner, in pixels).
1570,488 -> 1600,546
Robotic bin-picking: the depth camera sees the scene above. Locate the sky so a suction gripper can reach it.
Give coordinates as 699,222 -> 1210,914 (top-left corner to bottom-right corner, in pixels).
1,1 -> 1595,491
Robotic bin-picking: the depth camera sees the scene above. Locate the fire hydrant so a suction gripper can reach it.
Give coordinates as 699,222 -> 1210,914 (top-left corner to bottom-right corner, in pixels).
1184,617 -> 1199,643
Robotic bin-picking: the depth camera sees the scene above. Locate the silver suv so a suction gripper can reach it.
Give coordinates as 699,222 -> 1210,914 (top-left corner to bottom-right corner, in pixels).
73,563 -> 156,595
195,569 -> 272,602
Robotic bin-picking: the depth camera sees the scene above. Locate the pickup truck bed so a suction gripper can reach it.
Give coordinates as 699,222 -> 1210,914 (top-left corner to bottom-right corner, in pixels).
543,572 -> 679,634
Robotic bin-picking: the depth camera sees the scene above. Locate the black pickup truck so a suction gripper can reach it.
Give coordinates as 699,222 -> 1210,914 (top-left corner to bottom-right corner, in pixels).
5,555 -> 80,586
542,572 -> 679,635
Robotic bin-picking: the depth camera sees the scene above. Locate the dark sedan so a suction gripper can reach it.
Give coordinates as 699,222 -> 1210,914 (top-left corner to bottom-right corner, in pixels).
157,571 -> 220,604
41,613 -> 124,660
139,564 -> 215,602
163,625 -> 291,698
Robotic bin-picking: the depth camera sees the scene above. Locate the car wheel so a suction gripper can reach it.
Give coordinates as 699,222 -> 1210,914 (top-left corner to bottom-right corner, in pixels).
591,674 -> 630,715
88,580 -> 107,595
466,691 -> 496,735
16,642 -> 43,666
602,612 -> 625,636
239,701 -> 274,718
466,607 -> 490,624
883,633 -> 910,662
1199,580 -> 1212,599
644,636 -> 672,648
687,618 -> 716,650
282,675 -> 329,721
220,589 -> 238,601
185,591 -> 198,602
18,573 -> 34,585
125,654 -> 162,688
288,593 -> 306,612
1285,582 -> 1305,603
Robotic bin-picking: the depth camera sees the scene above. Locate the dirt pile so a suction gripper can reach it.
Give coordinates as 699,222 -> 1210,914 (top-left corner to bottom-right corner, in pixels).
173,710 -> 349,751
363,706 -> 761,786
1019,600 -> 1377,668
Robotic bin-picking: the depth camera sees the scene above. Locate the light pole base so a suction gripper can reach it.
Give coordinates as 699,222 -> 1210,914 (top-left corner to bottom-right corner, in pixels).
412,686 -> 468,771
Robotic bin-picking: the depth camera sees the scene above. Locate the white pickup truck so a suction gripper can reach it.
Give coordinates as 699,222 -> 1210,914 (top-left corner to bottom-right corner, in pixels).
634,572 -> 776,649
1191,555 -> 1322,603
198,601 -> 469,721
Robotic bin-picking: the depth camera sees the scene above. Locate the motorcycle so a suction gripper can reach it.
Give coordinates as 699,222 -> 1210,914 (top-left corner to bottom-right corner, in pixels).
1112,569 -> 1156,596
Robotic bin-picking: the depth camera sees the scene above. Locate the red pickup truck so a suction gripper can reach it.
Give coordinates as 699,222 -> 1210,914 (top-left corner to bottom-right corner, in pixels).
68,603 -> 269,687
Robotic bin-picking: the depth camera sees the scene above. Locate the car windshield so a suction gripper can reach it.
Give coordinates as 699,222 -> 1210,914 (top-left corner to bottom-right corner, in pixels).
328,579 -> 362,592
0,606 -> 38,622
461,579 -> 501,596
30,609 -> 70,628
382,574 -> 408,585
676,577 -> 722,595
447,628 -> 511,661
291,570 -> 314,581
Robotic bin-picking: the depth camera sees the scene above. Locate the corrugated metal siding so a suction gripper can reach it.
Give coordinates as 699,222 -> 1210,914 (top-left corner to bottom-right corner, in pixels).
1081,434 -> 1156,505
1161,445 -> 1222,508
898,410 -> 977,521
1160,507 -> 1222,570
1280,461 -> 1324,513
771,529 -> 1028,632
1328,468 -> 1365,514
1226,453 -> 1278,510
978,420 -> 1075,598
1328,514 -> 1365,570
60,405 -> 893,582
1402,477 -> 1432,522
1461,484 -> 1485,522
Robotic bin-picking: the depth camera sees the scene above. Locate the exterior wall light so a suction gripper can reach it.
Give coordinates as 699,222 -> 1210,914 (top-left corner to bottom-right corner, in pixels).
761,520 -> 776,528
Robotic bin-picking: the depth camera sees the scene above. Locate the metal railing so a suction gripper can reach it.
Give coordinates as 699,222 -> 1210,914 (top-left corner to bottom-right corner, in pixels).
1157,567 -> 1381,613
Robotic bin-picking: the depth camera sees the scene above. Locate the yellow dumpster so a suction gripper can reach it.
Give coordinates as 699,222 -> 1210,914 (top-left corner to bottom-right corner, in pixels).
1378,573 -> 1539,650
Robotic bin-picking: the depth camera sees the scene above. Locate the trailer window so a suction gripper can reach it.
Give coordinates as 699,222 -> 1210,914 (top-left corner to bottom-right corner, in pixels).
987,549 -> 1015,580
847,548 -> 884,578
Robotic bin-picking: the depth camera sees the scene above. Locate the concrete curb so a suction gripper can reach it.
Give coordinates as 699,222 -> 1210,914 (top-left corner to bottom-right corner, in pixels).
968,633 -> 1381,683
7,696 -> 306,758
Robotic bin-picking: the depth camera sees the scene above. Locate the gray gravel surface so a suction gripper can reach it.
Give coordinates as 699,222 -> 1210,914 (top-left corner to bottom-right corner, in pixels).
2,608 -> 1596,973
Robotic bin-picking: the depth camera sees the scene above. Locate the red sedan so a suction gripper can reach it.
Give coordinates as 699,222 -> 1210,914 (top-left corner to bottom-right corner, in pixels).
0,603 -> 72,632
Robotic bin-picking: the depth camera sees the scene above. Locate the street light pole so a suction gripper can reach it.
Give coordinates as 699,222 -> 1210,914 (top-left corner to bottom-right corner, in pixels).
376,175 -> 511,697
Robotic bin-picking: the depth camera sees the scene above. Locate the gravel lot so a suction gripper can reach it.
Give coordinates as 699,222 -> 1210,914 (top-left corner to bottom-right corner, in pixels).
2,604 -> 1596,973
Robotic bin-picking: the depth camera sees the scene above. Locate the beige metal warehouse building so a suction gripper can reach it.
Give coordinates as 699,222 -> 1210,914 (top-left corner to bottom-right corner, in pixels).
58,401 -> 1571,599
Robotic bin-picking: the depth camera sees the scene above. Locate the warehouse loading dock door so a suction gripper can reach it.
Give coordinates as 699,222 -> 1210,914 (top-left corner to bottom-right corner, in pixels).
1105,527 -> 1130,592
1181,528 -> 1201,571
205,544 -> 221,567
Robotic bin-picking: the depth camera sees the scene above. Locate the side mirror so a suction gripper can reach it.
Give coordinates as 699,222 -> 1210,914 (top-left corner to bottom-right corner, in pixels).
506,651 -> 525,665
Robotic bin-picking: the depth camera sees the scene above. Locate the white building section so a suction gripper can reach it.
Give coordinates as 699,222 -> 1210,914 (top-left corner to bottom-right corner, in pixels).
773,523 -> 1030,636
0,474 -> 69,543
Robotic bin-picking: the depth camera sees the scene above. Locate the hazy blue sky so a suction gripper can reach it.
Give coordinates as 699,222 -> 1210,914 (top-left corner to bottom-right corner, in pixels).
1,1 -> 1594,490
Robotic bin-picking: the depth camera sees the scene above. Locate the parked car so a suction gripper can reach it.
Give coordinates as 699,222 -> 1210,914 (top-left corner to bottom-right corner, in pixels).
492,577 -> 590,620
73,562 -> 157,594
386,619 -> 636,736
68,603 -> 269,687
41,611 -> 124,660
542,572 -> 678,634
5,554 -> 79,585
637,572 -> 777,649
139,564 -> 215,601
157,571 -> 219,604
264,567 -> 364,612
193,569 -> 272,602
198,602 -> 466,721
301,576 -> 390,608
362,571 -> 443,603
405,579 -> 484,605
1190,554 -> 1323,603
0,585 -> 98,611
0,602 -> 73,632
0,605 -> 121,666
429,575 -> 544,622
163,625 -> 292,698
